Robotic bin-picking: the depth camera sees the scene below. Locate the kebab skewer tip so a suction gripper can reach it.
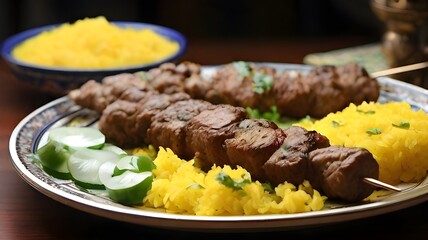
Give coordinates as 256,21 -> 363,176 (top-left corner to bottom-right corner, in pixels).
363,177 -> 402,192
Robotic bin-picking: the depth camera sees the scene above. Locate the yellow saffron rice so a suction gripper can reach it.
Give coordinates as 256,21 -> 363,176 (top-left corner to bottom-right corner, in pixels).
140,147 -> 326,216
12,16 -> 179,69
296,101 -> 428,185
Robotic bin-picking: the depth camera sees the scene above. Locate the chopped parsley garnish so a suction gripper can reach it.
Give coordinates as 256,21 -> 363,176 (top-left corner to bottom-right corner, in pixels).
215,172 -> 251,190
332,120 -> 342,128
252,72 -> 273,94
245,107 -> 261,119
246,105 -> 280,122
262,105 -> 280,121
392,121 -> 410,129
233,61 -> 251,80
357,109 -> 376,114
232,61 -> 274,94
245,106 -> 308,128
366,128 -> 382,135
262,183 -> 274,193
136,71 -> 149,81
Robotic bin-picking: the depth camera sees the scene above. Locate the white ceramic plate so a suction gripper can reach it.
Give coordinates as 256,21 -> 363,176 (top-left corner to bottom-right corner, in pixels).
9,63 -> 428,232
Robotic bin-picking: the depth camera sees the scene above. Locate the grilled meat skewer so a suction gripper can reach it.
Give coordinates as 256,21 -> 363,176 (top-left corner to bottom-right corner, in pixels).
74,86 -> 379,202
69,61 -> 380,118
67,62 -> 381,202
203,61 -> 380,118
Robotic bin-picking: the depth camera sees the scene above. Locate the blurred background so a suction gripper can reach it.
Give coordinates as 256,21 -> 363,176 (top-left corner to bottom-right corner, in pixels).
0,0 -> 382,43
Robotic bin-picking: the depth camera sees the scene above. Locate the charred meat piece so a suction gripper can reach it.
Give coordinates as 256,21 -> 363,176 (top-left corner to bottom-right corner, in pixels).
98,100 -> 142,148
99,92 -> 190,148
303,63 -> 380,118
146,99 -> 214,159
68,73 -> 152,112
68,80 -> 113,112
263,126 -> 330,186
206,62 -> 276,113
273,71 -> 312,118
133,92 -> 190,145
146,61 -> 208,97
185,104 -> 248,170
224,119 -> 286,182
302,65 -> 350,118
335,62 -> 380,105
273,63 -> 380,118
118,87 -> 158,103
308,146 -> 379,202
183,73 -> 212,99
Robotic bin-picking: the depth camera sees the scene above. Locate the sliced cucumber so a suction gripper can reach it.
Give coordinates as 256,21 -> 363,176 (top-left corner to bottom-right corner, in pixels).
99,161 -> 153,205
34,140 -> 71,180
102,143 -> 128,157
68,148 -> 120,189
33,126 -> 155,205
114,155 -> 155,176
48,126 -> 105,149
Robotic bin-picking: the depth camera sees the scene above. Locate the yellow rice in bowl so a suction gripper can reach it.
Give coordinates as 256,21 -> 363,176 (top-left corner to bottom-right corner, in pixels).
12,16 -> 179,69
296,101 -> 428,185
140,147 -> 326,216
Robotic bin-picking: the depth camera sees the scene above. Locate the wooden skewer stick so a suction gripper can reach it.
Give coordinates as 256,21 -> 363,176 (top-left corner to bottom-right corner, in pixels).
370,61 -> 428,78
363,177 -> 402,192
365,63 -> 428,191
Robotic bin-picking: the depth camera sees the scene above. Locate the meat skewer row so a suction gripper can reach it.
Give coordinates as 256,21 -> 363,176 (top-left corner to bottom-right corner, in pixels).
69,61 -> 381,119
70,84 -> 380,202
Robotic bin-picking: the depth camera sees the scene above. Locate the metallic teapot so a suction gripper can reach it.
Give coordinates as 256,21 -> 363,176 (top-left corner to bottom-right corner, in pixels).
371,0 -> 428,87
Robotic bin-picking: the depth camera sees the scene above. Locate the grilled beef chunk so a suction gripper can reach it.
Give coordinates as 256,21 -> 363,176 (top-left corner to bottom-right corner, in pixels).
98,100 -> 142,148
263,126 -> 330,186
118,87 -> 157,103
68,73 -> 152,112
206,63 -> 276,113
273,71 -> 312,117
146,99 -> 214,159
303,65 -> 350,118
183,73 -> 212,99
304,63 -> 379,118
275,63 -> 380,118
335,62 -> 380,105
146,61 -> 204,95
225,119 -> 286,181
308,146 -> 379,202
185,104 -> 248,170
99,92 -> 190,148
132,92 -> 190,143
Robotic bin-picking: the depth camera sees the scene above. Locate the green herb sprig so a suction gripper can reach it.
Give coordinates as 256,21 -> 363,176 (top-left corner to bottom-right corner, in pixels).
332,120 -> 342,128
233,61 -> 274,94
233,61 -> 251,80
392,121 -> 410,129
357,109 -> 376,114
215,172 -> 251,191
246,105 -> 280,122
366,128 -> 382,135
252,72 -> 273,94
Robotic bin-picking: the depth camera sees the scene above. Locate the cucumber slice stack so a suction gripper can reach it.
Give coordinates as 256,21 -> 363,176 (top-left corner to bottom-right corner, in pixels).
32,126 -> 156,205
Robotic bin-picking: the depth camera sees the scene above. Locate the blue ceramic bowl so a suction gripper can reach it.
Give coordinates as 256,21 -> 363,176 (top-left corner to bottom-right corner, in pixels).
1,22 -> 187,96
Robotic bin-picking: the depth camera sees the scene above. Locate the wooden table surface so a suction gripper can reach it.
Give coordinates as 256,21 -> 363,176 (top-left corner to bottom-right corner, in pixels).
1,37 -> 427,239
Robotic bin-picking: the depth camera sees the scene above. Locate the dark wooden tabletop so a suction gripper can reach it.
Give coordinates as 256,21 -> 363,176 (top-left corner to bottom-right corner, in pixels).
1,37 -> 427,239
